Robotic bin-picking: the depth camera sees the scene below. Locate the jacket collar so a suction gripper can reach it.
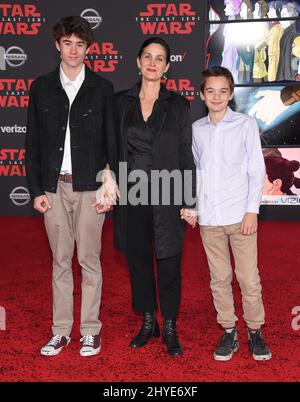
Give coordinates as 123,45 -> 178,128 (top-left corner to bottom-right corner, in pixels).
126,81 -> 171,101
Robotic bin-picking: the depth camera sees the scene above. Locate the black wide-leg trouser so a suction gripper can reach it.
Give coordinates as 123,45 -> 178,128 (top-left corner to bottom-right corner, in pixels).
126,203 -> 182,319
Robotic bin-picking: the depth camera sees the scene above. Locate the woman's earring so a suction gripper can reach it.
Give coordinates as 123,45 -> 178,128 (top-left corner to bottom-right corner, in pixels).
163,73 -> 168,80
138,69 -> 141,76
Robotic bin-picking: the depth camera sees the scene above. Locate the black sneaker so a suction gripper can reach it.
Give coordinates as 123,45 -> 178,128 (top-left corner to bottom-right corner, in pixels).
248,329 -> 272,361
213,328 -> 239,361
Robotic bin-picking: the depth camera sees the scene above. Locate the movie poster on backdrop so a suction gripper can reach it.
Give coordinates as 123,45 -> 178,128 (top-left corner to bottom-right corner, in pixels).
206,1 -> 300,84
233,85 -> 300,146
262,147 -> 300,205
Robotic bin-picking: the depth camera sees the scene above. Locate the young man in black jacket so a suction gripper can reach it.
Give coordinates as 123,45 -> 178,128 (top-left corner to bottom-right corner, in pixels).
25,16 -> 118,357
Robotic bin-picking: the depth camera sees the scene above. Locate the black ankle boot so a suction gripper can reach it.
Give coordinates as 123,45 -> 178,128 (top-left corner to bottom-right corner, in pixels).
162,318 -> 182,357
129,312 -> 160,348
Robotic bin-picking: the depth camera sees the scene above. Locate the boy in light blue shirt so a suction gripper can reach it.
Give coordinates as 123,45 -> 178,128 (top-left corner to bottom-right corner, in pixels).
192,66 -> 271,361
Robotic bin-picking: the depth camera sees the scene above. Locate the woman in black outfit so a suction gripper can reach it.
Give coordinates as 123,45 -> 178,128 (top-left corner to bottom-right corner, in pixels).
114,37 -> 196,357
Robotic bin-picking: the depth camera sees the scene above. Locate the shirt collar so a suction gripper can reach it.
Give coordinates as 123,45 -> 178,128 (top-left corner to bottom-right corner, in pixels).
206,107 -> 235,125
60,63 -> 85,90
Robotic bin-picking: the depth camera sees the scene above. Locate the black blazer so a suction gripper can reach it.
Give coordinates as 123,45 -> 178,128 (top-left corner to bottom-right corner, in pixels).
114,82 -> 196,259
25,65 -> 117,197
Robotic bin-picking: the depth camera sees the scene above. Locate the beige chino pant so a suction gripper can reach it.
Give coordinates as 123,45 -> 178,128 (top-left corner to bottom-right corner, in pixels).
200,223 -> 265,330
44,181 -> 105,337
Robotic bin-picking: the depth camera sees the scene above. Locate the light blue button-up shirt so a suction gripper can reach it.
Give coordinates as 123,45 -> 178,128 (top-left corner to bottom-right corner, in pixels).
192,107 -> 265,226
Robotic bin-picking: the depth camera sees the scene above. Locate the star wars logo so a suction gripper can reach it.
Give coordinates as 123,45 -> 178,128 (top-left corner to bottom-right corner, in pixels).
85,42 -> 123,73
0,79 -> 33,108
0,4 -> 46,35
0,148 -> 26,177
162,78 -> 199,101
136,3 -> 199,35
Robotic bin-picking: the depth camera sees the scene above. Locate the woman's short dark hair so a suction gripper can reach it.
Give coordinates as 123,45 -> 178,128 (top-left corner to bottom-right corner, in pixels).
53,16 -> 94,47
201,66 -> 235,94
138,37 -> 171,64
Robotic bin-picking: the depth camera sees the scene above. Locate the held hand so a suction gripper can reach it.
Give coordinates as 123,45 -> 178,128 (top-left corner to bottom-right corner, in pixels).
240,212 -> 258,235
180,208 -> 198,228
97,172 -> 120,206
93,172 -> 118,213
95,183 -> 119,208
92,201 -> 113,214
34,195 -> 51,213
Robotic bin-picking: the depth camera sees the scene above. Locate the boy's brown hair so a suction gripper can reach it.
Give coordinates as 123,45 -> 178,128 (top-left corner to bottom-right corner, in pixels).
53,16 -> 94,47
201,66 -> 235,94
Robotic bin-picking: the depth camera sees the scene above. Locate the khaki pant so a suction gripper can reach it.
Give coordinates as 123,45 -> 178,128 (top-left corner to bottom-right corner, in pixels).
200,223 -> 265,330
44,181 -> 105,337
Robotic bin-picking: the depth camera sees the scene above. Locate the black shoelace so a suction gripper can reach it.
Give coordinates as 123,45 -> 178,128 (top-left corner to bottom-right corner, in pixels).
250,331 -> 266,348
219,332 -> 235,348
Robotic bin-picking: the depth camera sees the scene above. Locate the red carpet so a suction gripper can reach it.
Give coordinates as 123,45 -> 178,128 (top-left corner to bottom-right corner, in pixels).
0,216 -> 300,382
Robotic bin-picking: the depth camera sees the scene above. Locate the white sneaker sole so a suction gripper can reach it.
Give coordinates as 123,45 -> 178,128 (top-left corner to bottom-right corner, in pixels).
80,346 -> 101,357
213,343 -> 239,361
253,352 -> 272,361
41,346 -> 64,356
40,338 -> 71,356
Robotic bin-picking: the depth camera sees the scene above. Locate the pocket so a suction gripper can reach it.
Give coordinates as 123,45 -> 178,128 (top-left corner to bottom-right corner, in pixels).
82,106 -> 102,124
42,104 -> 59,119
82,107 -> 103,134
82,106 -> 102,117
41,104 -> 59,137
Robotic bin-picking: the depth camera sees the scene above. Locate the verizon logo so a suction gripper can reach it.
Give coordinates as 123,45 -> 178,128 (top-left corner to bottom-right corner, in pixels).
1,125 -> 26,133
170,52 -> 187,62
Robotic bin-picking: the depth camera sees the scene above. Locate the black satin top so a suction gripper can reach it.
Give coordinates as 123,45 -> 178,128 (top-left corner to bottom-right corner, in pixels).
127,99 -> 158,176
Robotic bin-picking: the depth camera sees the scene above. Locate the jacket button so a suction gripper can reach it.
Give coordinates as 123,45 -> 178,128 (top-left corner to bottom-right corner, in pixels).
55,167 -> 59,171
73,145 -> 78,149
51,187 -> 55,190
88,109 -> 92,113
61,126 -> 66,131
64,105 -> 68,109
59,147 -> 63,151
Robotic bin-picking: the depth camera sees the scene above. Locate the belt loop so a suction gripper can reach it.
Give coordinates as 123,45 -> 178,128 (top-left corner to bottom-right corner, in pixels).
59,173 -> 72,183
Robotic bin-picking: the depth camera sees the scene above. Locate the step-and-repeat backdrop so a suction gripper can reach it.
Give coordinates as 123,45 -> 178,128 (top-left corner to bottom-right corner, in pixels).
1,0 -> 300,219
0,0 -> 205,215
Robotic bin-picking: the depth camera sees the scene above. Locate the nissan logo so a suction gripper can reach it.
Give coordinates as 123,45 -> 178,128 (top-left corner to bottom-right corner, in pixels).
9,186 -> 30,206
4,46 -> 27,68
81,9 -> 102,30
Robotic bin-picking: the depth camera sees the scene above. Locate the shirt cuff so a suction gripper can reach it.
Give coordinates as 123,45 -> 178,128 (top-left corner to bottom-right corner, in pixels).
246,200 -> 260,214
